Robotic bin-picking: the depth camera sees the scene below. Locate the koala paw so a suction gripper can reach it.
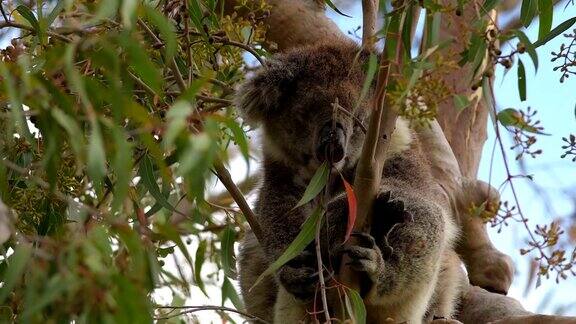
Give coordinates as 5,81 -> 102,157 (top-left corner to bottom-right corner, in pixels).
375,191 -> 414,224
277,250 -> 318,300
372,191 -> 414,245
341,232 -> 385,281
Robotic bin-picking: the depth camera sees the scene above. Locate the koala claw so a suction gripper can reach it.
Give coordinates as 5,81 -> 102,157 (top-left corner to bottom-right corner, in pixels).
342,238 -> 384,279
351,231 -> 376,248
278,250 -> 318,300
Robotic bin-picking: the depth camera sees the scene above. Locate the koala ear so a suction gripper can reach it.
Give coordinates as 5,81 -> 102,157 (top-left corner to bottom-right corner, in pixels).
235,59 -> 297,124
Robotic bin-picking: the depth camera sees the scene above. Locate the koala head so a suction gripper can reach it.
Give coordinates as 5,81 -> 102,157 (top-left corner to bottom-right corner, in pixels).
236,41 -> 370,175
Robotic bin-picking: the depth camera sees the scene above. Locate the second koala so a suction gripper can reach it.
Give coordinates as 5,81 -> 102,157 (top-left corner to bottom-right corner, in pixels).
235,40 -> 467,323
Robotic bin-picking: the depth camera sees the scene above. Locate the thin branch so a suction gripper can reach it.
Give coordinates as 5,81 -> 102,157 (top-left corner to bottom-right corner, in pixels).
332,99 -> 367,134
212,160 -> 263,243
0,21 -> 71,42
196,94 -> 233,105
362,0 -> 378,52
155,305 -> 270,323
0,2 -> 9,22
212,36 -> 267,67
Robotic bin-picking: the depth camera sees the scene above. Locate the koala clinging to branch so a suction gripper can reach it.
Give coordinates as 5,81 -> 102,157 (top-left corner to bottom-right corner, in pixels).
235,40 -> 467,323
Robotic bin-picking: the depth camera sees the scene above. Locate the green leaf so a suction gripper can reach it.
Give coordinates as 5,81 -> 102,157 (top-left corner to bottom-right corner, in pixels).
250,208 -> 324,290
402,6 -> 414,58
16,5 -> 40,32
194,240 -> 208,296
110,125 -> 133,212
0,63 -> 35,147
220,225 -> 237,279
0,245 -> 32,304
21,274 -> 69,319
143,5 -> 177,60
121,0 -> 137,28
534,17 -> 576,48
294,162 -> 329,208
187,0 -> 204,32
497,108 -> 548,134
520,0 -> 537,27
345,288 -> 366,324
87,119 -> 107,195
164,101 -> 193,148
453,94 -> 471,111
224,118 -> 250,163
482,0 -> 498,12
514,31 -> 538,71
120,35 -> 163,94
537,0 -> 553,41
46,0 -> 65,26
325,0 -> 352,18
222,277 -> 244,310
51,108 -> 84,161
356,53 -> 378,110
139,155 -> 176,213
517,59 -> 527,101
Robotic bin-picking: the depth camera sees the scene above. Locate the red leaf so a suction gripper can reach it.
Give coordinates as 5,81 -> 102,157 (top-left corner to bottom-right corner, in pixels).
341,175 -> 357,243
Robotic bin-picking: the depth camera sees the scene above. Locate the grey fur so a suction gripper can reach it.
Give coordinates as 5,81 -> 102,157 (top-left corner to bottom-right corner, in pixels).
236,41 -> 466,323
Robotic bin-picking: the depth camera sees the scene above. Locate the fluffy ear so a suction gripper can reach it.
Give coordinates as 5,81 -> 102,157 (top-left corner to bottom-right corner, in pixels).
235,59 -> 298,124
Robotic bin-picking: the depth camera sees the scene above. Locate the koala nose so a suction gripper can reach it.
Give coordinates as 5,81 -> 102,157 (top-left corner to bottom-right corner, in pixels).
316,122 -> 346,164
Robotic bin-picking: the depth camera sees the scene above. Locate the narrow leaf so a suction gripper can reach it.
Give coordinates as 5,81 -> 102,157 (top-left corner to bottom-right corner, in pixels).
222,277 -> 244,310
250,208 -> 324,290
515,30 -> 539,71
482,0 -> 498,12
87,119 -> 107,195
356,53 -> 378,110
534,17 -> 576,48
497,108 -> 548,134
220,225 -> 237,279
538,0 -> 553,41
520,0 -> 537,27
0,245 -> 32,304
139,155 -> 176,212
195,240 -> 208,296
325,0 -> 352,18
517,59 -> 527,101
16,5 -> 40,32
294,162 -> 329,208
344,287 -> 366,324
341,176 -> 357,243
453,94 -> 471,111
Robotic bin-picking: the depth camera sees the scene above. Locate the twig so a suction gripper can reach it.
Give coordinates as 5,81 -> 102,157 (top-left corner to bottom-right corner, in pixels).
155,305 -> 270,323
196,94 -> 233,105
332,99 -> 367,134
0,2 -> 9,22
213,36 -> 267,67
0,21 -> 71,42
213,160 -> 263,243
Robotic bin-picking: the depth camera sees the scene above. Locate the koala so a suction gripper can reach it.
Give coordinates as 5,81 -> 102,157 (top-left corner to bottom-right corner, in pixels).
235,40 -> 467,323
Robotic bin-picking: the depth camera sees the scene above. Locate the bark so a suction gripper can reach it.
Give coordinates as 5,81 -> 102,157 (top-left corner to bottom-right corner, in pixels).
222,0 -> 575,322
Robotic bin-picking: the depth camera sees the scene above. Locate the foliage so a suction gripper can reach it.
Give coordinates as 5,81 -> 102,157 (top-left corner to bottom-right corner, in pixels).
0,0 -> 269,322
0,0 -> 575,322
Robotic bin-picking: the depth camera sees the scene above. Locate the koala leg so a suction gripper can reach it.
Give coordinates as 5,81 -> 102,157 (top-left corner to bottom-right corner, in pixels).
274,286 -> 310,323
359,189 -> 455,323
238,231 -> 277,323
427,250 -> 468,321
